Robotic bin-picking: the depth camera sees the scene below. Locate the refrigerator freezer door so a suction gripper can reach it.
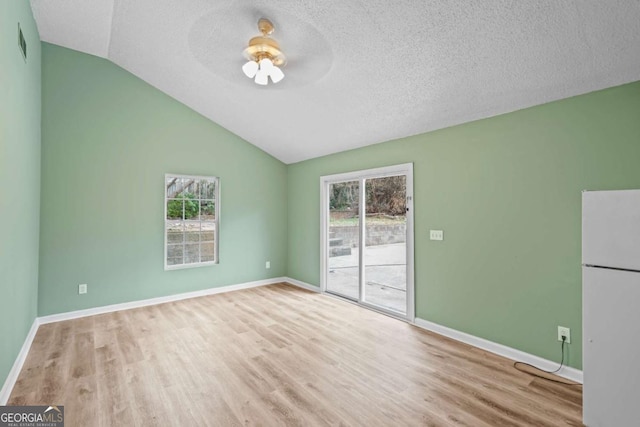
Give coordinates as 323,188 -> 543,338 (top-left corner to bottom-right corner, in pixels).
583,267 -> 640,426
583,189 -> 640,271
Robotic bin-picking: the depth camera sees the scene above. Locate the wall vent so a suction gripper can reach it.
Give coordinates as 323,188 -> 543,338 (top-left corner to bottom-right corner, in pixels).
18,23 -> 27,61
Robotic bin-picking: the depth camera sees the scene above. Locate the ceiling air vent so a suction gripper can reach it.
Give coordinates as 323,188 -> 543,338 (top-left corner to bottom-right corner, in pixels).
18,23 -> 27,61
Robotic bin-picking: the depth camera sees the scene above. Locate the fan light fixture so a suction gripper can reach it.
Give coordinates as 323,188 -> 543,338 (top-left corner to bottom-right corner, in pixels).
242,18 -> 286,85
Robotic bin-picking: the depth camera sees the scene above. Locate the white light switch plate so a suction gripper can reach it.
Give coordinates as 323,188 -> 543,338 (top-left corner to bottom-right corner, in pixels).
430,230 -> 444,241
78,284 -> 87,294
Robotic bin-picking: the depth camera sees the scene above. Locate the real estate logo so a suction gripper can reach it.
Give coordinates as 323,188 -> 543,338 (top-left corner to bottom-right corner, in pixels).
0,405 -> 64,427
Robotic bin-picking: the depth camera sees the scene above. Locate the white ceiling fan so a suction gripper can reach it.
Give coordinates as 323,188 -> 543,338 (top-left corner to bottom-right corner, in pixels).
241,18 -> 286,85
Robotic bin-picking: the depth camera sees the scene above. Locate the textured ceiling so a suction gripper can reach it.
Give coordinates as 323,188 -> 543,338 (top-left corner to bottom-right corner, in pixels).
31,0 -> 640,164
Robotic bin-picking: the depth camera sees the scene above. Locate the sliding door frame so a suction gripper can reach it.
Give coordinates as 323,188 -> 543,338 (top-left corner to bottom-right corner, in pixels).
320,163 -> 415,322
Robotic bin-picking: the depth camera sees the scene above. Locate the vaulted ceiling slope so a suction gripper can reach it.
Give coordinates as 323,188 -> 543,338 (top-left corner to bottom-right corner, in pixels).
31,0 -> 640,164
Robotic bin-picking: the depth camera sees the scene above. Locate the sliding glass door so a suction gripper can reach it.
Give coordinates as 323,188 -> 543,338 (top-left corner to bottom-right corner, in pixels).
322,164 -> 414,320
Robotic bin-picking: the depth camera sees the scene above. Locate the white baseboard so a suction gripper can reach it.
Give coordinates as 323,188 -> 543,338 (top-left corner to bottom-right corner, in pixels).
39,277 -> 287,325
0,318 -> 40,405
1,277 -> 288,403
282,282 -> 583,383
283,277 -> 320,292
2,279 -> 582,407
413,318 -> 583,384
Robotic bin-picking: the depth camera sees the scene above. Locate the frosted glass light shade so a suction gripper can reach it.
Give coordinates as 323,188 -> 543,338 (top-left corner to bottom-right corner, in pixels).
254,69 -> 269,85
243,57 -> 285,85
270,66 -> 284,83
242,60 -> 259,78
259,58 -> 274,72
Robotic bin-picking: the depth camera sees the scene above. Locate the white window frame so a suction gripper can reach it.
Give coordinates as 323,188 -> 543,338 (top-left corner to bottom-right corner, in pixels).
164,173 -> 220,270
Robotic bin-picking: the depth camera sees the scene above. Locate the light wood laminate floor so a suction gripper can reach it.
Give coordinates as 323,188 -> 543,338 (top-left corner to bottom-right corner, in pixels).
9,283 -> 583,426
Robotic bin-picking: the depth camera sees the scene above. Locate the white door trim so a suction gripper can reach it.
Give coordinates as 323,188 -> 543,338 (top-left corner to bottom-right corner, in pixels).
320,163 -> 415,321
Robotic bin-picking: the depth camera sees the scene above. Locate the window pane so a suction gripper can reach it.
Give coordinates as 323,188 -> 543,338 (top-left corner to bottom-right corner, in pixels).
166,222 -> 184,244
201,180 -> 216,200
185,222 -> 201,243
166,177 -> 183,199
201,241 -> 215,262
185,232 -> 200,243
327,180 -> 360,300
201,222 -> 215,242
363,175 -> 407,314
184,243 -> 200,264
166,199 -> 184,220
182,178 -> 196,196
167,244 -> 184,265
201,201 -> 215,219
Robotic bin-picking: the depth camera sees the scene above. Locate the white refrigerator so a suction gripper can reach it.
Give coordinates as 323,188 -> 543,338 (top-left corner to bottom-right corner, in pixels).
583,189 -> 640,426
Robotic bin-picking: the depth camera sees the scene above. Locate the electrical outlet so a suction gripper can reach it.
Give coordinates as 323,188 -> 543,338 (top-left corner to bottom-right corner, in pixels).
78,284 -> 87,295
557,326 -> 571,344
265,261 -> 270,269
430,230 -> 444,241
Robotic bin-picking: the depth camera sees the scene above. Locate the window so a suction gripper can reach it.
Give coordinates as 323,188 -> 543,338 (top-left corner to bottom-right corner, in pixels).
165,174 -> 219,269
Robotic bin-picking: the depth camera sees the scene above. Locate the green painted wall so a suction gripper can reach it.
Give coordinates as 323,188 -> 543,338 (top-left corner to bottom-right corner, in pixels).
287,81 -> 640,369
0,2 -> 41,389
22,32 -> 640,374
38,43 -> 287,316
